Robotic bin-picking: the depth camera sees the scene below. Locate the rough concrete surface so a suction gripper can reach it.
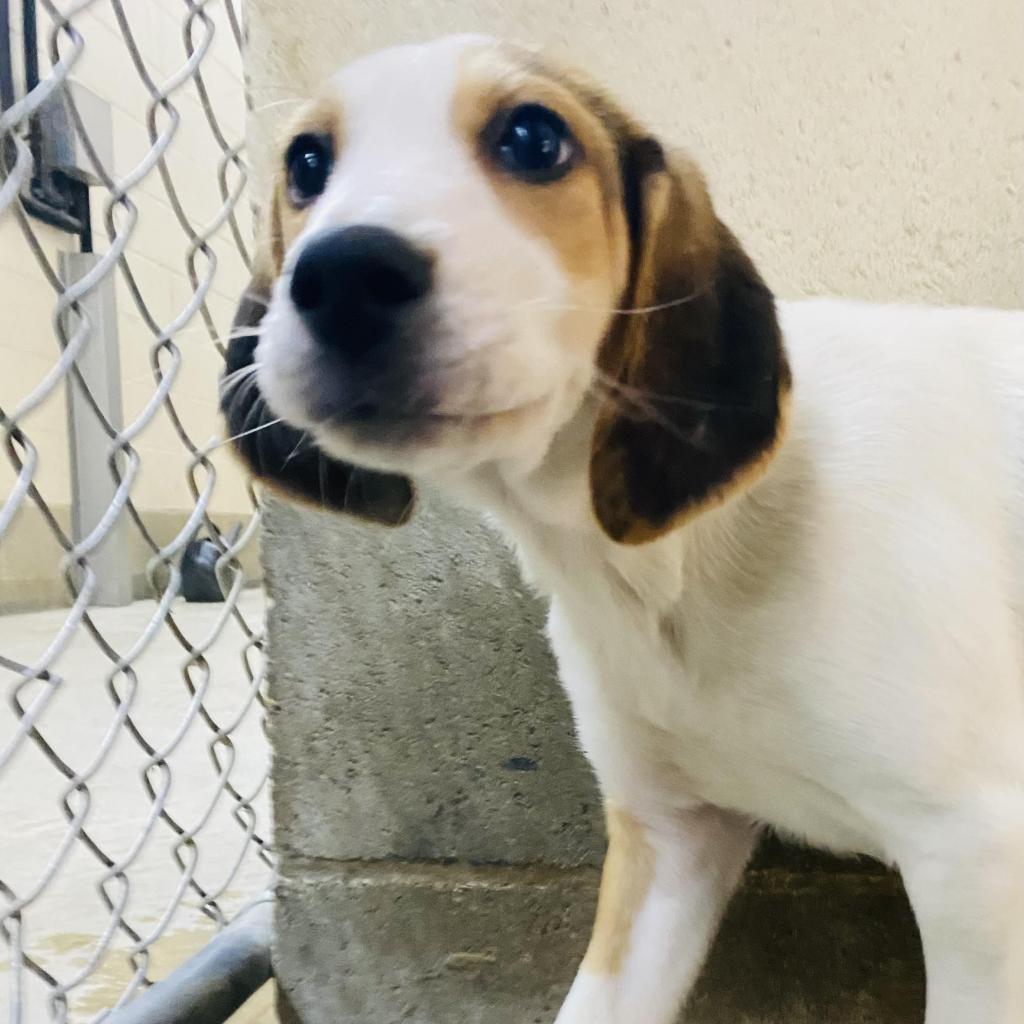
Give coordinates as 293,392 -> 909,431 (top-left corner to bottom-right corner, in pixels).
275,860 -> 923,1024
264,493 -> 604,869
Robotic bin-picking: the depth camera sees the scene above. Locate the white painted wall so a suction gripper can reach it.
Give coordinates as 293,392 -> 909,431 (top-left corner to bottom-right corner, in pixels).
248,0 -> 1024,308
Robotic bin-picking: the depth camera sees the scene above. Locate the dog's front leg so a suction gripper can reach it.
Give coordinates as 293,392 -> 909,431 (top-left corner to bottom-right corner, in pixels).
897,802 -> 1024,1024
555,802 -> 759,1024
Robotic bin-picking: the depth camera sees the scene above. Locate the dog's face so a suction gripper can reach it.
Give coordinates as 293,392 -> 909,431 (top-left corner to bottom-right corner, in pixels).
224,36 -> 790,543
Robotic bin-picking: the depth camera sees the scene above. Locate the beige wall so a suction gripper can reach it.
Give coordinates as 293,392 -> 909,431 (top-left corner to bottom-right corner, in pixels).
248,0 -> 1024,309
1,1 -> 256,609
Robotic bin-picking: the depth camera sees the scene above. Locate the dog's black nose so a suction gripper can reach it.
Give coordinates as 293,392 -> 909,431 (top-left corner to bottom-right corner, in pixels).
290,225 -> 433,358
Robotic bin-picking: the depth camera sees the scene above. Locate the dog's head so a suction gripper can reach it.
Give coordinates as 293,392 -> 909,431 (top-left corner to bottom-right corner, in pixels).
223,35 -> 789,542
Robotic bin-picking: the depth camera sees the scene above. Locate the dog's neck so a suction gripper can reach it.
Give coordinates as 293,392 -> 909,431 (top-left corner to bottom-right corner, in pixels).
451,400 -> 692,617
446,393 -> 803,628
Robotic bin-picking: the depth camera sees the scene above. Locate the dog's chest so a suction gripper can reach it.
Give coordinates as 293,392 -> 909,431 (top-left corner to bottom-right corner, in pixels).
545,587 -> 883,857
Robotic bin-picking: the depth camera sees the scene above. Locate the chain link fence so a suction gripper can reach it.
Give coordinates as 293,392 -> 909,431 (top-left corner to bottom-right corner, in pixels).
0,2 -> 275,1021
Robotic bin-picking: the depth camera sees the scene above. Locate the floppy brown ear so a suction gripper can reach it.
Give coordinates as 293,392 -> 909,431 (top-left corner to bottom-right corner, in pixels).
590,140 -> 790,545
221,277 -> 415,526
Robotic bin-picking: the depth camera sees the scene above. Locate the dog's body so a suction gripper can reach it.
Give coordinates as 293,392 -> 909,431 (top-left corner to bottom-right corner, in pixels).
475,298 -> 1024,1022
225,36 -> 1024,1023
486,297 -> 1024,859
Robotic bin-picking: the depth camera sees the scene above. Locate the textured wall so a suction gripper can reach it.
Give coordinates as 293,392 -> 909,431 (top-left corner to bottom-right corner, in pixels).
248,2 -> 1020,1021
265,495 -> 604,871
249,0 -> 1024,307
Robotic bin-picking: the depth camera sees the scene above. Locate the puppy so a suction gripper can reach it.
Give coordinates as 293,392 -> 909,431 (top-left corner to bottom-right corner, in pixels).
222,35 -> 1024,1024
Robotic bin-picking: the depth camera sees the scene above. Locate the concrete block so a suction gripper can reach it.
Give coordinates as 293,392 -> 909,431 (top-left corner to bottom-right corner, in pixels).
263,493 -> 604,868
274,859 -> 924,1024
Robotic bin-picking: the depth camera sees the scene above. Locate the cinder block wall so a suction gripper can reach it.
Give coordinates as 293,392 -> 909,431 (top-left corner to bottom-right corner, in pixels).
248,2 -> 1023,1021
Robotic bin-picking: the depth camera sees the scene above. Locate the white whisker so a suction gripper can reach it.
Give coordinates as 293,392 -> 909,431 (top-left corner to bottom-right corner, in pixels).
219,363 -> 261,395
226,374 -> 262,424
249,96 -> 306,117
220,374 -> 261,419
220,326 -> 265,344
589,370 -> 718,451
208,415 -> 285,454
239,288 -> 271,308
611,290 -> 707,316
283,431 -> 310,467
509,287 -> 708,318
591,368 -> 745,413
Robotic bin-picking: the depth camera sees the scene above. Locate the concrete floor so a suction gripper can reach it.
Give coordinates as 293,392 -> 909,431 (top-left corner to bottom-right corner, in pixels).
0,591 -> 276,1023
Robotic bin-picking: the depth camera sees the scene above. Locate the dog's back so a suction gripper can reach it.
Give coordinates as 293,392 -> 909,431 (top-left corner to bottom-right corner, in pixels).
779,298 -> 1024,629
678,298 -> 1024,845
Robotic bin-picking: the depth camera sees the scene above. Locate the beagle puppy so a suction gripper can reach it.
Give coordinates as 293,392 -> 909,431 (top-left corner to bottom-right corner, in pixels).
223,35 -> 1024,1024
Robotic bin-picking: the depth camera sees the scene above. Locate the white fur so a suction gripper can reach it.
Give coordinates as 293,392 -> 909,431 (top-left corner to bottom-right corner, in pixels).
555,806 -> 756,1024
510,300 -> 1024,860
257,37 -> 1024,1024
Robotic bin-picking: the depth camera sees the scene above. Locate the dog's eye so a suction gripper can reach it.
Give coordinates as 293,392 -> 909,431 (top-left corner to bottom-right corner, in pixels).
286,134 -> 333,205
494,104 -> 576,182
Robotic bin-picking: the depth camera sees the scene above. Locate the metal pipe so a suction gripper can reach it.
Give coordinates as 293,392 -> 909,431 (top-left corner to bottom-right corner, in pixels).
0,0 -> 15,111
106,901 -> 274,1024
22,0 -> 38,92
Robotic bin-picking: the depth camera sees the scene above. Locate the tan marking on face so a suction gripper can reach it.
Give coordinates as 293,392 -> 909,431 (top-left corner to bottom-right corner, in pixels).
451,46 -> 630,301
268,93 -> 346,271
582,803 -> 656,975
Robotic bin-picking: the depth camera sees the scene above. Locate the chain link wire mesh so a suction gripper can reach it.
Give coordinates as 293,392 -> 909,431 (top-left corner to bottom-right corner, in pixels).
0,2 -> 275,1021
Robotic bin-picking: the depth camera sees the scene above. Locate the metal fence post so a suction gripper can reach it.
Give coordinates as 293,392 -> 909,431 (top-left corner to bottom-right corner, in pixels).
60,249 -> 134,606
